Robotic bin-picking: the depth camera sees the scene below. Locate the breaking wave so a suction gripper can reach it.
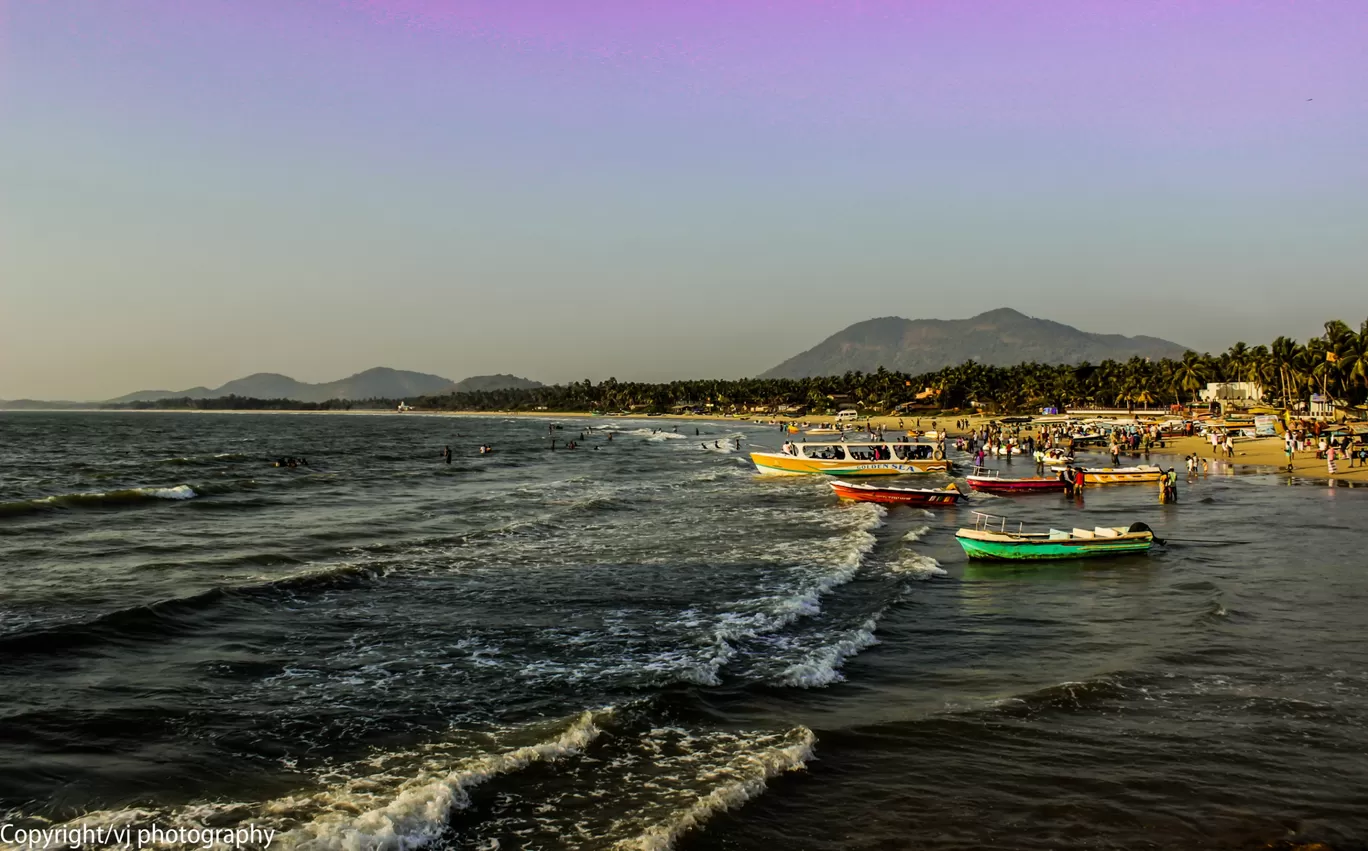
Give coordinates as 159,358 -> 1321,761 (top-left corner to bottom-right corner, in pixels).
13,711 -> 611,851
902,524 -> 931,542
624,428 -> 689,441
889,550 -> 947,580
614,726 -> 816,851
278,710 -> 609,850
779,617 -> 881,688
0,485 -> 197,516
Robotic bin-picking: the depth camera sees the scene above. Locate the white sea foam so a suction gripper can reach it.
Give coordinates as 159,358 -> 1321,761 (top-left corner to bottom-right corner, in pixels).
142,484 -> 198,500
27,484 -> 198,508
779,617 -> 881,688
278,710 -> 607,851
889,551 -> 947,580
614,726 -> 816,851
902,524 -> 931,542
625,428 -> 688,441
19,712 -> 610,851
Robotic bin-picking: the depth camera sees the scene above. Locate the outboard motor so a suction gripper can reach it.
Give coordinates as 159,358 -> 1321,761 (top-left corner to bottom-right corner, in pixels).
1127,521 -> 1166,545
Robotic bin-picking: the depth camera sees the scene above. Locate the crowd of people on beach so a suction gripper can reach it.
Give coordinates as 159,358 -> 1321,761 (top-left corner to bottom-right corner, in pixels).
1282,422 -> 1367,473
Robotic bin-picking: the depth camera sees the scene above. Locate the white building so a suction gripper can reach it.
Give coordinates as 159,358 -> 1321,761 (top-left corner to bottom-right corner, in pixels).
1199,382 -> 1262,404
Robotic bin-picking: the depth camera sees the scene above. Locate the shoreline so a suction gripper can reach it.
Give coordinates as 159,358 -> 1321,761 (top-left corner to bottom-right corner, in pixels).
9,407 -> 1367,484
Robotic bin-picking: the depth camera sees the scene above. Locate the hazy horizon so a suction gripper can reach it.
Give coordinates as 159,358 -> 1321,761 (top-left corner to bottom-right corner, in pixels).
4,1 -> 1365,400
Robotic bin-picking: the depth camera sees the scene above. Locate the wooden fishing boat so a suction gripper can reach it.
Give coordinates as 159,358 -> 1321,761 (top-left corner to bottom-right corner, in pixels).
751,441 -> 950,476
965,469 -> 1070,494
955,513 -> 1157,561
1079,465 -> 1163,485
830,481 -> 965,506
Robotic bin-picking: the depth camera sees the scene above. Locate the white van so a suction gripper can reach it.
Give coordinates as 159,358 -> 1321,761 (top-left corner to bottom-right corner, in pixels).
835,409 -> 859,422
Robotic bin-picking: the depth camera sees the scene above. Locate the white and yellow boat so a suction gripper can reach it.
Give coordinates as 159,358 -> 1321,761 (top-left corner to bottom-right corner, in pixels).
751,441 -> 951,476
1080,465 -> 1164,485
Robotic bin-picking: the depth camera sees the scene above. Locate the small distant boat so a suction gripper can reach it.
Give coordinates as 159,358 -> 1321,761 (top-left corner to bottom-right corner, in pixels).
1080,465 -> 1163,485
955,512 -> 1158,561
1070,434 -> 1108,447
806,427 -> 840,435
1041,448 -> 1074,467
830,481 -> 965,506
751,441 -> 950,476
966,469 -> 1069,495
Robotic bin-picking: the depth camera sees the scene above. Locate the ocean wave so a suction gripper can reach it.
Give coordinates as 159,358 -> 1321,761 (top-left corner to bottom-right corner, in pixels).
624,428 -> 688,441
778,617 -> 881,688
615,726 -> 815,851
12,711 -> 611,851
888,551 -> 947,580
0,485 -> 197,516
0,563 -> 384,659
686,504 -> 885,686
159,453 -> 253,465
902,524 -> 932,542
987,676 -> 1140,718
278,710 -> 609,851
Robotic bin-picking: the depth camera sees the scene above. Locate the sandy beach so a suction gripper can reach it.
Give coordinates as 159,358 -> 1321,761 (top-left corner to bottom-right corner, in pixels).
748,411 -> 1368,484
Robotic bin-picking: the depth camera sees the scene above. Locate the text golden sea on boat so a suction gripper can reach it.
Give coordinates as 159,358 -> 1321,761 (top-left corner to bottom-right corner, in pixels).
750,441 -> 951,476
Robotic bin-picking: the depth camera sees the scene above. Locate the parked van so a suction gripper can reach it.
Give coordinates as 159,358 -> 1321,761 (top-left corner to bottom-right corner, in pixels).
835,409 -> 859,422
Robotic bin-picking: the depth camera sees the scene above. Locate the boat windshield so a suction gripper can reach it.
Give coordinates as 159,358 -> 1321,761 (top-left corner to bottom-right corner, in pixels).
803,445 -> 847,460
894,444 -> 935,461
847,445 -> 894,461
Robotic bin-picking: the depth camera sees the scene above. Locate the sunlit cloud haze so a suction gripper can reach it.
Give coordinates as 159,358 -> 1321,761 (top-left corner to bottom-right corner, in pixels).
2,1 -> 1365,399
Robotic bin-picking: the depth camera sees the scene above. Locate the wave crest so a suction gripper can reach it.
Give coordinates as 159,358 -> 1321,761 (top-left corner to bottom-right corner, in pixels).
0,485 -> 197,516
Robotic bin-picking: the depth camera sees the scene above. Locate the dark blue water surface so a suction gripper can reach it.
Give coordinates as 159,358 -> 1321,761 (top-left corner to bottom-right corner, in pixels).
1,411 -> 1364,850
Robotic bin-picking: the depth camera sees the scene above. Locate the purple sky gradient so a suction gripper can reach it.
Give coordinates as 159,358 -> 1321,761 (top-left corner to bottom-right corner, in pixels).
2,1 -> 1366,398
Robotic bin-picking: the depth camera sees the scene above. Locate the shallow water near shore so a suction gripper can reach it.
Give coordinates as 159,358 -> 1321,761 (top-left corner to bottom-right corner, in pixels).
1,411 -> 1365,850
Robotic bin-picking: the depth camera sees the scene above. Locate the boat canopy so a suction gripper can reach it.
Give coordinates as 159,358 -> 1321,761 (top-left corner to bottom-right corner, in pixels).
796,441 -> 941,461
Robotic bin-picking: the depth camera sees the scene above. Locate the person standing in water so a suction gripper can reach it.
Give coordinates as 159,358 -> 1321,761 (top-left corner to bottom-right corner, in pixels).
441,446 -> 452,465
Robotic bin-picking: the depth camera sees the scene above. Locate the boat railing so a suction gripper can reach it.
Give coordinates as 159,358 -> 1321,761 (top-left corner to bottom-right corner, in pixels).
970,466 -> 1000,478
970,511 -> 1022,534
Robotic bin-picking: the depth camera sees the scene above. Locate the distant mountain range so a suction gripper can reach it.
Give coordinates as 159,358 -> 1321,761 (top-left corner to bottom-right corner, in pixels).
761,308 -> 1189,379
103,368 -> 543,404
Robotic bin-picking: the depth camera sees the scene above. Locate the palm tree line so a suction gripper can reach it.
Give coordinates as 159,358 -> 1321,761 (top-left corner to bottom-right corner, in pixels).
415,319 -> 1368,416
109,319 -> 1368,415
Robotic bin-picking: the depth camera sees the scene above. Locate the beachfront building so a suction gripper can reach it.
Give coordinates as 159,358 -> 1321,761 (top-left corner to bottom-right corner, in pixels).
1199,382 -> 1263,405
1310,394 -> 1335,419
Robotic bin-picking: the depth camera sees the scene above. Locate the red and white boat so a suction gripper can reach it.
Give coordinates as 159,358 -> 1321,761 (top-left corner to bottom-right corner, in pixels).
830,481 -> 965,506
966,468 -> 1071,495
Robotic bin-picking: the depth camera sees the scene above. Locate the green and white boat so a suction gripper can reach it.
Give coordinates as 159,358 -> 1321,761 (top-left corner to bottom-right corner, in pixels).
955,512 -> 1158,561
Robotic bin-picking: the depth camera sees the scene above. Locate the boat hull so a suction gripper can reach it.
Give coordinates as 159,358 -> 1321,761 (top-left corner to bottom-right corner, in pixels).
966,476 -> 1068,494
751,452 -> 951,477
831,482 -> 963,506
955,532 -> 1153,561
1080,467 -> 1163,485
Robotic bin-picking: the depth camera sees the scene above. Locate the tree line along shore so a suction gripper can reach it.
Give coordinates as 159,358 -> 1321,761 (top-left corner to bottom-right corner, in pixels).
81,318 -> 1368,419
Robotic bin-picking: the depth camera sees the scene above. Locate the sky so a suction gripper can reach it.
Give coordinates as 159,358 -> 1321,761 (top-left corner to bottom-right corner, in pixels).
2,0 -> 1366,400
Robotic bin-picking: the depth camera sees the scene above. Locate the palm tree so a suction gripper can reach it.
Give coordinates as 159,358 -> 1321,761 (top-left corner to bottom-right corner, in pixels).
1270,336 -> 1301,408
1172,352 -> 1209,405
